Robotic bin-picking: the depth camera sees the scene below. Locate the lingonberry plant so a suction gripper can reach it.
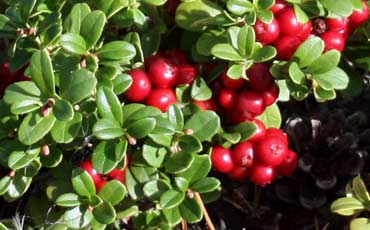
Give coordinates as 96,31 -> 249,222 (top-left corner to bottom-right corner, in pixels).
0,0 -> 368,229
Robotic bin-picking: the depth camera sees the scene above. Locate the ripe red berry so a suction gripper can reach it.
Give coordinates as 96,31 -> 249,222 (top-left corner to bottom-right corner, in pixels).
146,88 -> 177,112
269,0 -> 288,15
193,98 -> 219,112
145,53 -> 163,70
125,69 -> 152,102
296,20 -> 312,41
176,64 -> 198,85
265,128 -> 289,146
349,0 -> 370,29
250,165 -> 277,186
211,145 -> 235,173
107,168 -> 126,184
236,91 -> 266,120
320,31 -> 346,52
221,72 -> 245,91
149,58 -> 178,88
325,17 -> 348,31
254,18 -> 280,45
228,166 -> 249,181
246,63 -> 274,92
218,88 -> 237,109
96,180 -> 108,192
274,36 -> 302,60
81,160 -> 102,185
277,8 -> 305,36
263,84 -> 279,106
232,141 -> 255,167
165,48 -> 188,65
276,150 -> 298,176
256,135 -> 288,166
249,119 -> 266,143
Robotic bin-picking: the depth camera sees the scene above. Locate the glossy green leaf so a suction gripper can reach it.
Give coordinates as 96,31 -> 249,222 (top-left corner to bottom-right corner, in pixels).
160,190 -> 185,209
252,46 -> 276,62
98,180 -> 126,205
124,106 -> 161,125
0,176 -> 11,196
3,80 -> 40,105
8,147 -> 39,170
80,11 -> 106,49
211,43 -> 245,61
142,140 -> 167,168
293,36 -> 324,68
179,197 -> 203,224
319,0 -> 353,16
313,86 -> 336,102
113,73 -> 132,94
71,168 -> 96,198
10,99 -> 42,115
352,176 -> 370,204
256,103 -> 282,128
167,104 -> 184,131
18,112 -> 56,145
50,112 -> 82,143
330,197 -> 364,216
184,111 -> 220,142
191,77 -> 212,101
53,99 -> 74,121
142,0 -> 166,5
307,50 -> 341,74
256,9 -> 274,24
97,87 -> 123,126
97,41 -> 136,61
6,174 -> 32,199
175,0 -> 223,32
289,62 -> 306,84
174,177 -> 189,192
93,200 -> 116,224
293,4 -> 309,23
162,207 -> 182,228
92,140 -> 123,174
60,69 -> 97,104
190,177 -> 220,193
312,67 -> 349,90
178,154 -> 211,183
40,145 -> 63,168
350,218 -> 370,230
93,118 -> 125,140
178,135 -> 202,154
143,179 -> 171,201
126,117 -> 156,139
227,0 -> 254,15
66,3 -> 91,33
93,0 -> 128,18
56,193 -> 82,207
227,64 -> 244,80
60,33 -> 87,55
164,152 -> 194,174
63,206 -> 93,229
237,25 -> 255,57
29,49 -> 56,97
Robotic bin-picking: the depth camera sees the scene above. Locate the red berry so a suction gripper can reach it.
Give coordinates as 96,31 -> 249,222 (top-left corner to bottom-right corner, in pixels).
254,18 -> 280,45
107,168 -> 126,184
228,166 -> 249,181
263,84 -> 279,106
246,63 -> 274,92
177,64 -> 198,85
211,146 -> 235,173
149,58 -> 178,88
320,31 -> 345,52
349,0 -> 370,29
221,72 -> 245,91
265,128 -> 289,146
193,98 -> 219,112
145,53 -> 163,70
250,165 -> 277,186
81,160 -> 102,185
326,17 -> 348,31
269,0 -> 288,15
218,89 -> 237,109
96,180 -> 108,192
276,150 -> 298,176
125,69 -> 152,102
236,91 -> 266,120
165,48 -> 188,65
277,8 -> 305,36
256,135 -> 288,166
274,36 -> 302,60
296,20 -> 312,41
232,141 -> 255,167
146,88 -> 177,112
1,61 -> 20,85
249,119 -> 266,142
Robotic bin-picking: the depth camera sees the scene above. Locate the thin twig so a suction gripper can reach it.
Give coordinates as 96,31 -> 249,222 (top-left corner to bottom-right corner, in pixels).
221,197 -> 249,215
181,219 -> 188,230
194,192 -> 216,230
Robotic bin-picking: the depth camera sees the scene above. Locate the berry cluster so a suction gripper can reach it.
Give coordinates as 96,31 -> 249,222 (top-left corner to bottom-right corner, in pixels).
124,49 -> 198,112
194,63 -> 279,124
211,119 -> 298,186
81,159 -> 128,192
260,0 -> 370,60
